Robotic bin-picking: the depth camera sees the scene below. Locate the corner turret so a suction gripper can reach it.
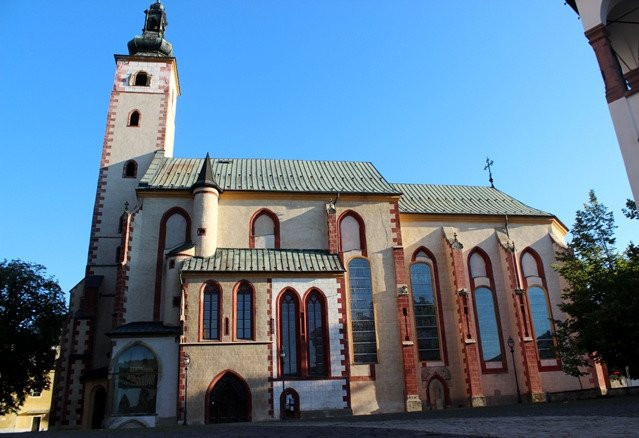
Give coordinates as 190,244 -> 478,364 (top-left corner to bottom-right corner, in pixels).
192,154 -> 220,257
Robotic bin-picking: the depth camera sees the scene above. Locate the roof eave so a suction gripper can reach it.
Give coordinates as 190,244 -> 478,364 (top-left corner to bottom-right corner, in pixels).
565,0 -> 578,14
137,187 -> 401,196
181,269 -> 345,275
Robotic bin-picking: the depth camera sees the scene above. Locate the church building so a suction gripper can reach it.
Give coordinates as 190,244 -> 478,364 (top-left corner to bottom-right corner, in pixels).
51,1 -> 607,429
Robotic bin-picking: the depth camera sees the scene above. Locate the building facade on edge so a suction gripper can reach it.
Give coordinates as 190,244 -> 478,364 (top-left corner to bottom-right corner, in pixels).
51,1 -> 610,429
0,371 -> 55,432
566,0 -> 639,203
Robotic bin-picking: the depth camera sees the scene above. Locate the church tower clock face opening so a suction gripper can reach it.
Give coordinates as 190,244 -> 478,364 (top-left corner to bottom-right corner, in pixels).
49,1 -> 596,429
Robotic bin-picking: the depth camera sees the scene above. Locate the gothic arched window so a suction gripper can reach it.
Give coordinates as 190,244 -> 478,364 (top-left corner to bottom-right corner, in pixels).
528,286 -> 555,359
279,291 -> 300,376
113,345 -> 158,415
305,291 -> 328,376
411,261 -> 441,361
202,283 -> 221,340
348,258 -> 377,363
474,287 -> 502,362
339,211 -> 366,254
469,249 -> 505,370
521,249 -> 557,361
235,281 -> 254,340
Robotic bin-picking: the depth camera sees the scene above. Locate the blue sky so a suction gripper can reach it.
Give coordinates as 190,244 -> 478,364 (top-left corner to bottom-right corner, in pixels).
0,1 -> 637,291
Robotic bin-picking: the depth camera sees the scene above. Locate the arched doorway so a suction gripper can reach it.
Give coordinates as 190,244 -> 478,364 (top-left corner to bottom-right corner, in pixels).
280,388 -> 300,419
206,371 -> 251,423
427,376 -> 449,410
90,386 -> 106,429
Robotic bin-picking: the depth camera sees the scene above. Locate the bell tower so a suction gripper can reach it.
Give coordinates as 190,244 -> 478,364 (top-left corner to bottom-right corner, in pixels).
86,0 -> 180,277
51,1 -> 180,428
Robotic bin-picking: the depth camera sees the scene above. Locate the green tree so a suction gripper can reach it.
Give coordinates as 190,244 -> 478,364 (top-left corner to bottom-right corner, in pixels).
622,199 -> 637,220
0,260 -> 66,415
554,191 -> 639,380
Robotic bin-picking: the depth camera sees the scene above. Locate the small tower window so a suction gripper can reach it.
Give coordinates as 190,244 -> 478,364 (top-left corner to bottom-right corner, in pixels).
134,71 -> 149,86
128,111 -> 140,127
123,160 -> 137,178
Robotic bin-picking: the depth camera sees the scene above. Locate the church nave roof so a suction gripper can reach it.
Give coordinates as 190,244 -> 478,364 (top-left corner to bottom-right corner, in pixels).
393,183 -> 552,217
139,152 -> 399,195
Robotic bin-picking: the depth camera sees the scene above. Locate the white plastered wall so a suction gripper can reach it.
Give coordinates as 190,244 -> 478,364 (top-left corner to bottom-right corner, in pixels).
126,195 -> 193,323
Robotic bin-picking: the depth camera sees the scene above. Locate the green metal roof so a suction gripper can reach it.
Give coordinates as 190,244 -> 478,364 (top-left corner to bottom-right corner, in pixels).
181,248 -> 345,274
393,183 -> 552,217
140,152 -> 399,195
107,321 -> 181,338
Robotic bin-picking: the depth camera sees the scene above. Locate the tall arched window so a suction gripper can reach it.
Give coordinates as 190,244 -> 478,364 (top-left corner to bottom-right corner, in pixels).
113,345 -> 158,415
528,287 -> 555,359
474,287 -> 502,362
411,248 -> 446,363
468,249 -> 505,370
280,291 -> 299,376
305,291 -> 328,376
521,249 -> 557,361
411,260 -> 441,362
154,207 -> 191,321
348,258 -> 377,363
123,159 -> 137,178
235,281 -> 254,340
339,211 -> 366,254
250,209 -> 279,249
202,283 -> 221,340
128,110 -> 140,127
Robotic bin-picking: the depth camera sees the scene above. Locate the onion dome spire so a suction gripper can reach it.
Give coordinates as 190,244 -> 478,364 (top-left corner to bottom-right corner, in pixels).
127,1 -> 174,57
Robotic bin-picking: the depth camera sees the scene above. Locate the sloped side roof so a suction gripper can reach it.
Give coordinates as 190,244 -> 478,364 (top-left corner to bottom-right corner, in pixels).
107,321 -> 181,338
181,248 -> 345,273
393,183 -> 552,217
139,153 -> 399,195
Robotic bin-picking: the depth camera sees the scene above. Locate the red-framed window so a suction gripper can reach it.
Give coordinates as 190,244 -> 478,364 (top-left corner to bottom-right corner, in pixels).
410,247 -> 447,363
338,211 -> 367,256
279,290 -> 300,376
249,209 -> 280,249
468,248 -> 506,373
520,248 -> 560,370
347,258 -> 377,364
202,282 -> 222,340
277,288 -> 330,378
305,289 -> 329,377
153,207 -> 191,321
234,281 -> 255,341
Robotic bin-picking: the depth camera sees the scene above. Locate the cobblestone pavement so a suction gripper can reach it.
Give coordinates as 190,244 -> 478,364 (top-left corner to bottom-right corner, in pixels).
9,395 -> 639,437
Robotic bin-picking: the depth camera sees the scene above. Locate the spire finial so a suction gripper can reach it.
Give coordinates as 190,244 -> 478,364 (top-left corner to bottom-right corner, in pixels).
192,153 -> 222,192
127,1 -> 173,57
484,157 -> 495,188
